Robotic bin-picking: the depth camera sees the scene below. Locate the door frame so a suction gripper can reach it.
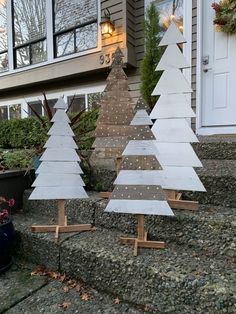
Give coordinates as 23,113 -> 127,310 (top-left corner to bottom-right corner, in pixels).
196,0 -> 236,135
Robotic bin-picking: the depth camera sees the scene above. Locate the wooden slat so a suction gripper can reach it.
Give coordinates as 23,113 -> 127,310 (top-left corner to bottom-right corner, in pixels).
40,149 -> 80,162
130,110 -> 153,126
31,224 -> 93,233
36,161 -> 83,174
110,185 -> 167,200
168,199 -> 199,211
29,186 -> 88,200
120,155 -> 162,170
54,97 -> 68,110
92,137 -> 128,148
122,140 -> 159,156
51,109 -> 70,122
159,21 -> 186,46
32,173 -> 85,187
44,136 -> 77,149
48,122 -> 74,136
156,44 -> 190,70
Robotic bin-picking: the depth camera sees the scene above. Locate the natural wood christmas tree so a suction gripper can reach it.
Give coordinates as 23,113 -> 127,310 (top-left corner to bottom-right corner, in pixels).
105,98 -> 174,256
29,98 -> 94,242
150,21 -> 206,210
91,47 -> 136,170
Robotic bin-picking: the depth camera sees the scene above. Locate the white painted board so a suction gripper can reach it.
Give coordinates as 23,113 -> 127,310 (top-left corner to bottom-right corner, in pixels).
115,170 -> 164,185
152,119 -> 199,143
54,97 -> 68,110
130,110 -> 153,126
150,95 -> 195,119
154,142 -> 203,167
159,21 -> 186,46
115,168 -> 206,192
36,161 -> 83,174
152,69 -> 192,95
122,140 -> 159,156
29,186 -> 88,200
105,199 -> 174,216
51,109 -> 70,123
44,136 -> 77,149
40,149 -> 80,162
48,122 -> 74,136
32,173 -> 85,187
156,44 -> 190,70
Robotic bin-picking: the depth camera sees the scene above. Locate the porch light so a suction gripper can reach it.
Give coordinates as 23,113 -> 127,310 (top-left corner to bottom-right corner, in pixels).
100,9 -> 115,38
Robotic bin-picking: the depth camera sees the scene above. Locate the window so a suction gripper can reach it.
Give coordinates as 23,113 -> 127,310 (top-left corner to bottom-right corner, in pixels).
0,0 -> 8,72
54,0 -> 98,57
9,104 -> 21,119
67,95 -> 86,113
0,106 -> 8,120
28,100 -> 43,117
13,0 -> 47,68
87,92 -> 104,109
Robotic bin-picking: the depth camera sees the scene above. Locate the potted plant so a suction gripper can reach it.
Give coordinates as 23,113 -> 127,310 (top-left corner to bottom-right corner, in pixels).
0,196 -> 15,273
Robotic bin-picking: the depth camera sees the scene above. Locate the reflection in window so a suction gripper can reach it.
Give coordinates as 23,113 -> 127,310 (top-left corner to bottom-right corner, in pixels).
155,0 -> 183,31
67,95 -> 86,113
0,106 -> 8,120
87,92 -> 104,109
13,0 -> 47,68
9,104 -> 21,119
54,0 -> 98,57
0,0 -> 8,72
28,101 -> 42,117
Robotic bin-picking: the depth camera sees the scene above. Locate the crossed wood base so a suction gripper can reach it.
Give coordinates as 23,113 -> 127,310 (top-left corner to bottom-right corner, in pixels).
165,190 -> 198,211
31,200 -> 95,243
120,214 -> 165,256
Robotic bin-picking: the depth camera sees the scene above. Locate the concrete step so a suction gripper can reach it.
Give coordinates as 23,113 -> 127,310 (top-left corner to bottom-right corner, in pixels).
13,212 -> 236,314
193,135 -> 236,160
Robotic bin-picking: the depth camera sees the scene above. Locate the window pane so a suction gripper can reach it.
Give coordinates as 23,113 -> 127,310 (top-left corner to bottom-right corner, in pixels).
155,0 -> 183,31
67,95 -> 85,113
0,0 -> 7,52
56,31 -> 75,57
9,104 -> 21,119
0,106 -> 8,120
76,23 -> 97,52
13,0 -> 47,46
44,98 -> 57,116
31,40 -> 47,64
28,101 -> 42,117
87,92 -> 104,109
54,0 -> 97,33
16,46 -> 30,68
0,52 -> 8,72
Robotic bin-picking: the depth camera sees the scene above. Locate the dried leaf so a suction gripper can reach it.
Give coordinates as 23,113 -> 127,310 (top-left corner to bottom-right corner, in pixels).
63,286 -> 69,293
81,292 -> 89,301
59,302 -> 71,310
75,285 -> 81,292
114,297 -> 120,304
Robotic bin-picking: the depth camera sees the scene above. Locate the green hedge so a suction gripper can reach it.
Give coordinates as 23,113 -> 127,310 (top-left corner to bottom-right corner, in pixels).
0,149 -> 34,170
0,117 -> 49,149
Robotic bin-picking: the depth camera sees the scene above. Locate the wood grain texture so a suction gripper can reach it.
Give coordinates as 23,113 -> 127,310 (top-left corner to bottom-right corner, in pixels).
32,173 -> 85,187
110,185 -> 167,200
159,21 -> 186,46
122,140 -> 159,156
92,137 -> 128,148
40,149 -> 80,162
36,161 -> 83,174
29,186 -> 88,200
120,155 -> 162,170
44,136 -> 77,149
115,170 -> 164,185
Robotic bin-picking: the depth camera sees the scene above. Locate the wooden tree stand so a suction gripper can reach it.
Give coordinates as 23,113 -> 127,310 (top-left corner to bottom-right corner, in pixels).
31,200 -> 95,243
120,214 -> 165,256
165,190 -> 198,211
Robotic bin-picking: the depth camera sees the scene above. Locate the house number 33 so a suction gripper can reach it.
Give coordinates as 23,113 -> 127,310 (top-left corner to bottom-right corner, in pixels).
100,53 -> 112,65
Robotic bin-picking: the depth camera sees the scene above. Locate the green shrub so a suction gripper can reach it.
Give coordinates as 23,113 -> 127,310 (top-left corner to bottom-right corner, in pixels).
0,149 -> 34,170
0,117 -> 49,149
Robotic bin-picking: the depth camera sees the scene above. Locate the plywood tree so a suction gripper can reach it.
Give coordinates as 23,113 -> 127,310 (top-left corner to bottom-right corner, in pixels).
150,21 -> 206,210
91,47 -> 135,170
29,98 -> 94,242
105,98 -> 174,256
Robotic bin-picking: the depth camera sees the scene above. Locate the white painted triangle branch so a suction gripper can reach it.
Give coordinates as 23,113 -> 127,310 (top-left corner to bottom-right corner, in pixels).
114,170 -> 164,185
156,44 -> 190,70
130,110 -> 153,126
152,119 -> 199,143
105,200 -> 174,216
29,186 -> 88,200
159,21 -> 186,46
54,97 -> 68,110
44,136 -> 78,149
154,142 -> 203,167
40,149 -> 80,162
152,69 -> 192,95
51,109 -> 70,123
36,161 -> 83,174
48,122 -> 75,136
150,94 -> 195,119
32,174 -> 85,187
122,140 -> 159,156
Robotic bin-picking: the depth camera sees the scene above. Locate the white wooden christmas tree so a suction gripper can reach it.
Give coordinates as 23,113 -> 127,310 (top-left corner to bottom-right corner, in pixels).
105,98 -> 174,256
29,97 -> 94,242
150,21 -> 206,210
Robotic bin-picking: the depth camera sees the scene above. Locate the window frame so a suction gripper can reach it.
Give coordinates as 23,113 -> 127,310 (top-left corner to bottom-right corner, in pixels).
0,0 -> 101,76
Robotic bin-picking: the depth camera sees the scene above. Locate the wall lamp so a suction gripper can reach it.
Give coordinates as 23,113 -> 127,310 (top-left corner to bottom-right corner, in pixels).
100,9 -> 115,38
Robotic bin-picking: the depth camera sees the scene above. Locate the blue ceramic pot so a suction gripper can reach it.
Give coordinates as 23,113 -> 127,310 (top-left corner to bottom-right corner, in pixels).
0,219 -> 15,273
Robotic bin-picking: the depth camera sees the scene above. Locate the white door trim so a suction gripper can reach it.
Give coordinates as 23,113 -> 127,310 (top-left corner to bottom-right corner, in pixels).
196,0 -> 236,135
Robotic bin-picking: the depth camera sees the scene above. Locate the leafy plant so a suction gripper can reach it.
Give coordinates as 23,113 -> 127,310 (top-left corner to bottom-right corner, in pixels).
0,149 -> 34,170
140,3 -> 163,108
212,0 -> 236,34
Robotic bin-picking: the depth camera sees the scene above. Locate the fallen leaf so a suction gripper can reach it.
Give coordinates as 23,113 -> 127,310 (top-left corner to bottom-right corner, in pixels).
63,286 -> 69,293
81,292 -> 89,301
75,285 -> 81,292
59,301 -> 71,310
114,297 -> 120,304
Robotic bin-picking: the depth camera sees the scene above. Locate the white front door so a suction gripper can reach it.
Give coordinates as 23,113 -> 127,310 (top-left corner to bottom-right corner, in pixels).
201,0 -> 236,128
